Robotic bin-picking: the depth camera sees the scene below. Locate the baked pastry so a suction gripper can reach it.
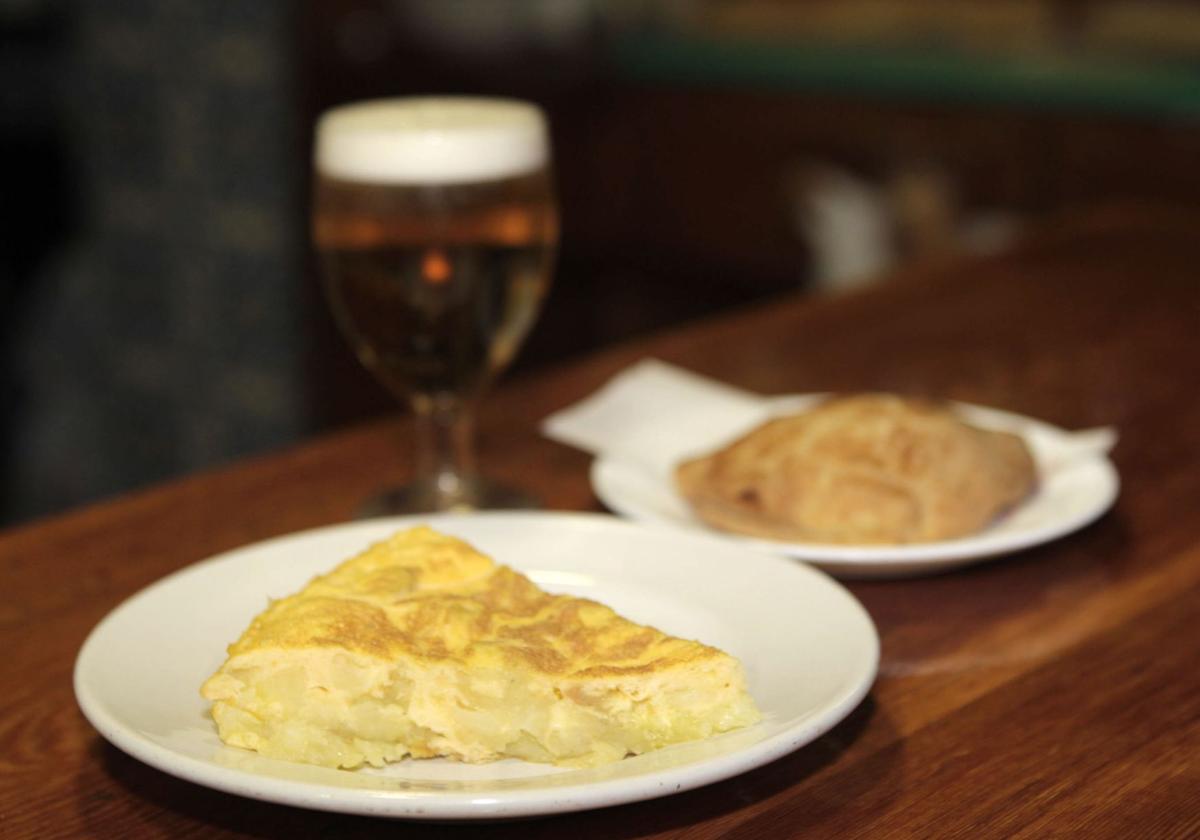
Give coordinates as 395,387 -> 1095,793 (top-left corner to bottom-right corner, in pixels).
675,394 -> 1036,544
201,526 -> 760,769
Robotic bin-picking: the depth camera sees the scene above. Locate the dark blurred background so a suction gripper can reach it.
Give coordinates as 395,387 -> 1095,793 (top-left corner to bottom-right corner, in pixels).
3,0 -> 1199,525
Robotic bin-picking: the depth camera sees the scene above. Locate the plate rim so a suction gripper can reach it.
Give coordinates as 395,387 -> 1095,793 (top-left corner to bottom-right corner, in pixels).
74,510 -> 879,820
590,398 -> 1120,576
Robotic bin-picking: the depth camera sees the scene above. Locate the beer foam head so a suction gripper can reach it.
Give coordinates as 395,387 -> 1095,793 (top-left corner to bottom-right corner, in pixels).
315,97 -> 550,185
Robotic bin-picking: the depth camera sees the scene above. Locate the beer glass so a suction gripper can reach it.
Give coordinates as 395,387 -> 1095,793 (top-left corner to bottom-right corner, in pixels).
312,97 -> 558,513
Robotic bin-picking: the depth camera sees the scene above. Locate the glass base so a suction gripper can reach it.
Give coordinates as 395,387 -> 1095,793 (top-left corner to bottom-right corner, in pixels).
357,475 -> 540,518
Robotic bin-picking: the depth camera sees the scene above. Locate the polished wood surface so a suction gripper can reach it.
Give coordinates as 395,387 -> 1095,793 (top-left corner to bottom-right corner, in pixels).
4,206 -> 1199,837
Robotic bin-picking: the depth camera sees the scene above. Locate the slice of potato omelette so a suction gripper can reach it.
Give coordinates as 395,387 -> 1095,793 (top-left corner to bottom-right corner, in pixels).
201,526 -> 760,769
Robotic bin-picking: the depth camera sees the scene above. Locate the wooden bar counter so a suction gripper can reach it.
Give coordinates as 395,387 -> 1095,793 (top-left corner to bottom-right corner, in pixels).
3,206 -> 1199,837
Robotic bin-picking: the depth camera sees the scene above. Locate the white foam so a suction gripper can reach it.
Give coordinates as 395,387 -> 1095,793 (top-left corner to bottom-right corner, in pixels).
315,97 -> 550,185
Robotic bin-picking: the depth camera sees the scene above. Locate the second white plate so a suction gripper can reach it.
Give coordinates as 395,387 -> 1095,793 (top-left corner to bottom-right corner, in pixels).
74,512 -> 878,820
592,397 -> 1119,578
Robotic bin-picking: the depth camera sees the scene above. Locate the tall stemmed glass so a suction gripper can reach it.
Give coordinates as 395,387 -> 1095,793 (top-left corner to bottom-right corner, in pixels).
312,97 -> 558,513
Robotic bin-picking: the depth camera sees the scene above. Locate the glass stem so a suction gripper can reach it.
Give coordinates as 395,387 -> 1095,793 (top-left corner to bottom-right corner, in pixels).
411,393 -> 478,509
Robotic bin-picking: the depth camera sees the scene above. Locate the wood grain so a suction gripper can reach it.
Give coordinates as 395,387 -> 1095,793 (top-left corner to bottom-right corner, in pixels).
3,205 -> 1200,838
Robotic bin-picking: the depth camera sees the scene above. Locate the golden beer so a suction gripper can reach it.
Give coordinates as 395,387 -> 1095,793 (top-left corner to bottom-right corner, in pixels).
314,172 -> 556,400
311,97 -> 558,511
313,99 -> 557,404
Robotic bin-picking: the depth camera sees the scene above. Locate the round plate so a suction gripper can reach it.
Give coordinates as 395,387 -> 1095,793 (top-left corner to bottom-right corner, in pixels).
74,512 -> 878,820
592,398 -> 1119,578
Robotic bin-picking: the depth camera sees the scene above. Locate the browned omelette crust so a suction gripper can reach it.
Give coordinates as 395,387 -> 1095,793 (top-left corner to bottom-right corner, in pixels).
223,527 -> 725,679
675,394 -> 1036,544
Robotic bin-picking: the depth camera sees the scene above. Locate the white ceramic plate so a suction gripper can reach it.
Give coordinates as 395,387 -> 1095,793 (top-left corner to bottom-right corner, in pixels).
592,396 -> 1119,578
74,512 -> 878,820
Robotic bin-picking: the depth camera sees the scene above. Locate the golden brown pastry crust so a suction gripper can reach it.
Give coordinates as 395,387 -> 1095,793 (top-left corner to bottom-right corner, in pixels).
675,394 -> 1036,544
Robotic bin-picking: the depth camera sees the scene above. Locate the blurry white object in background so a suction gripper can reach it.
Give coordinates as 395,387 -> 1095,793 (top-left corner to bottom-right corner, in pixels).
789,160 -> 1022,294
788,162 -> 894,294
